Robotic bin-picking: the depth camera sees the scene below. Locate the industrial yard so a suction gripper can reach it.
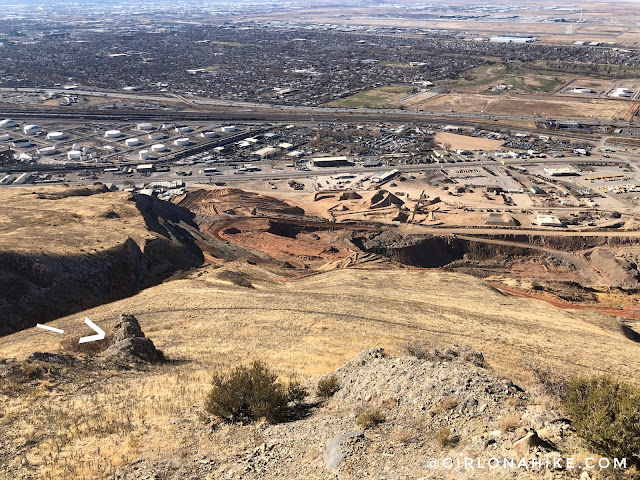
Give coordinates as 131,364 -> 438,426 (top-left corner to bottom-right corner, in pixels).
2,113 -> 639,233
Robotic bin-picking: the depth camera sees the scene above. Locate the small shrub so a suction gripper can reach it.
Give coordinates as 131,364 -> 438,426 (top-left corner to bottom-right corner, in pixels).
436,427 -> 459,448
565,376 -> 640,460
60,334 -> 113,357
204,360 -> 308,424
497,412 -> 522,433
356,408 -> 385,429
392,428 -> 414,445
317,374 -> 340,399
431,395 -> 458,415
526,362 -> 569,399
402,340 -> 484,367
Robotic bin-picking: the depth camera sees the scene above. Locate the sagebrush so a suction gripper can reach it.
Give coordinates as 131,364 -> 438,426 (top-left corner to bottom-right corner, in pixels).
204,360 -> 308,424
565,376 -> 640,461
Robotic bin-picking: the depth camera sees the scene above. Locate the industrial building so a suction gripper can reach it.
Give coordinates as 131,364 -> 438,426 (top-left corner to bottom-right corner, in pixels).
544,165 -> 579,176
535,215 -> 563,227
489,36 -> 537,44
312,156 -> 352,167
136,164 -> 154,173
252,146 -> 278,159
371,169 -> 400,184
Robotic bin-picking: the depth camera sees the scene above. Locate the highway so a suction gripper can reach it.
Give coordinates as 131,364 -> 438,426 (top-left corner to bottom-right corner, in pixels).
1,87 -> 639,128
60,157 -> 623,188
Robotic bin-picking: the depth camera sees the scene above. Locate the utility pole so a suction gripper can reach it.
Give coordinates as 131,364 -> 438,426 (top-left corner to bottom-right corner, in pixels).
410,190 -> 426,223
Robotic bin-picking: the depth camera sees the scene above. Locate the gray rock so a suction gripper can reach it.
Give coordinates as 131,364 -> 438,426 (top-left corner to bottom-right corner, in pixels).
100,313 -> 164,363
324,431 -> 364,470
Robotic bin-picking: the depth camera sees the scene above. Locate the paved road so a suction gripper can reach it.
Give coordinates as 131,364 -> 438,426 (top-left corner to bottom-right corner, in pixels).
2,87 -> 639,128
76,157 -> 624,188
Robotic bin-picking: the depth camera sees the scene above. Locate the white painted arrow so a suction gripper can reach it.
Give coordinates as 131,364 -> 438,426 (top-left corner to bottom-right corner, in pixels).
36,324 -> 64,334
79,318 -> 105,344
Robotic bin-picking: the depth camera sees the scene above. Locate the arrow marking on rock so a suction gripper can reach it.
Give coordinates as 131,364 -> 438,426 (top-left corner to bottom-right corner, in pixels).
79,318 -> 105,343
36,324 -> 64,334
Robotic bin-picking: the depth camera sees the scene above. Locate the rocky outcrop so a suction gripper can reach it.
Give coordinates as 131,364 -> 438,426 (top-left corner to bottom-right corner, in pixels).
100,314 -> 164,363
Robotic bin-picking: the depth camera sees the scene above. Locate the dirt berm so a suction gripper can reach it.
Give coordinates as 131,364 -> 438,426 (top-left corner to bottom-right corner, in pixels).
353,231 -> 532,268
0,186 -> 204,336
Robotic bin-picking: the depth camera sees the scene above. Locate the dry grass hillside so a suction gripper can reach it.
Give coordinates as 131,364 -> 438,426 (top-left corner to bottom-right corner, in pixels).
0,185 -> 204,335
4,264 -> 638,380
1,264 -> 639,478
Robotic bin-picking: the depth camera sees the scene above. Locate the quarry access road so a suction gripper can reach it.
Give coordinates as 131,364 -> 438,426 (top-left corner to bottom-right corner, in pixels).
454,234 -> 606,286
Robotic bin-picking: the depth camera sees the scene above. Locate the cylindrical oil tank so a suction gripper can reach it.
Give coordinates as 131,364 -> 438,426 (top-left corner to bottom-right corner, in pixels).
151,144 -> 166,152
47,131 -> 65,140
174,137 -> 190,147
38,146 -> 57,156
23,124 -> 41,135
125,138 -> 141,146
105,130 -> 122,138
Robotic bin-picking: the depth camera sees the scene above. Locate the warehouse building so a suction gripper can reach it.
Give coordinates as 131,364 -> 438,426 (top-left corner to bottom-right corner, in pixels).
312,156 -> 352,167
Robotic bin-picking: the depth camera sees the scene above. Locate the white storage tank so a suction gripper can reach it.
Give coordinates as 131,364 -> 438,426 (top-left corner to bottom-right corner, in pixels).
201,131 -> 218,138
139,150 -> 150,160
137,123 -> 154,131
47,131 -> 65,140
0,119 -> 16,128
82,146 -> 89,153
105,130 -> 122,138
161,123 -> 174,130
67,150 -> 82,160
72,143 -> 81,151
125,138 -> 141,146
148,133 -> 166,140
38,146 -> 57,156
13,140 -> 32,148
151,144 -> 166,152
23,124 -> 41,135
175,126 -> 192,133
0,134 -> 11,142
174,137 -> 190,147
221,125 -> 236,133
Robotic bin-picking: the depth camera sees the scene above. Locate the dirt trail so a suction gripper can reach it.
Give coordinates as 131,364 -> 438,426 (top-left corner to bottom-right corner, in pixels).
456,234 -> 606,286
487,281 -> 640,320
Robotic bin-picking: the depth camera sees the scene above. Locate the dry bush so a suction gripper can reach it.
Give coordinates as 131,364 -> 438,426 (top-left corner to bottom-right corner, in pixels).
392,428 -> 414,445
526,361 -> 569,399
498,412 -> 522,433
436,427 -> 460,448
402,340 -> 485,368
60,334 -> 113,356
316,374 -> 340,399
430,395 -> 459,415
356,408 -> 385,429
204,360 -> 308,424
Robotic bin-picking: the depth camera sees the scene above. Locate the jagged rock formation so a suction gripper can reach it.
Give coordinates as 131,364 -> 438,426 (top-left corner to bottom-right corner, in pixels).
100,314 -> 164,363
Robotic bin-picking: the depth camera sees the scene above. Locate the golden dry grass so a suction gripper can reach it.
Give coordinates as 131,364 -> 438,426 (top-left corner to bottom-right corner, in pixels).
0,186 -> 154,256
1,264 -> 639,479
